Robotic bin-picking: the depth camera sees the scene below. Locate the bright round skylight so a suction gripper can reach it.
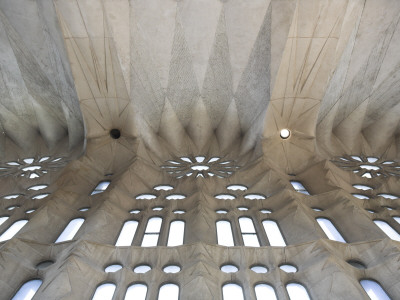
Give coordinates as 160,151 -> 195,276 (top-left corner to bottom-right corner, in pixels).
280,129 -> 290,139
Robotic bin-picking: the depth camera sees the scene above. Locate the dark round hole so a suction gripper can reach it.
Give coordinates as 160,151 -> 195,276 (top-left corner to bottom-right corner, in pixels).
110,129 -> 121,139
36,260 -> 54,269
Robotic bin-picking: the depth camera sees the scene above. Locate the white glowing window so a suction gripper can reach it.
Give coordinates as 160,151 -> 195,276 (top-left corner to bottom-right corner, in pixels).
260,209 -> 272,214
191,165 -> 209,171
352,194 -> 370,199
222,283 -> 244,300
262,220 -> 286,246
133,265 -> 151,273
360,165 -> 380,171
0,220 -> 28,242
195,156 -> 205,162
255,284 -> 277,300
378,193 -> 398,199
221,264 -> 238,273
163,265 -> 181,273
351,155 -> 362,162
130,210 -> 141,214
92,283 -> 116,300
91,181 -> 111,195
312,207 -> 323,212
216,221 -> 234,246
227,185 -> 247,191
367,157 -> 378,163
115,220 -> 138,246
3,194 -> 21,200
152,207 -> 163,211
154,185 -> 174,191
280,264 -> 297,273
286,283 -> 311,300
251,266 -> 268,273
316,218 -> 346,243
360,280 -> 390,300
215,194 -> 236,200
239,217 -> 259,247
136,194 -> 157,200
142,217 -> 162,247
237,207 -> 248,211
105,264 -> 122,273
124,284 -> 147,300
0,216 -> 9,226
11,279 -> 42,300
290,181 -> 310,195
158,284 -> 179,300
362,173 -> 372,179
394,217 -> 400,225
166,194 -> 186,200
32,194 -> 49,199
374,220 -> 400,241
244,194 -> 266,200
353,184 -> 373,191
173,210 -> 185,214
55,218 -> 84,243
208,157 -> 220,163
28,184 -> 47,191
216,210 -> 228,214
181,157 -> 192,163
167,220 -> 185,246
79,207 -> 90,212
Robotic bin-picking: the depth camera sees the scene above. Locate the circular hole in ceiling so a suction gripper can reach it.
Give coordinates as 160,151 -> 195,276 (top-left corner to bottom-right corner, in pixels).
110,129 -> 121,139
280,129 -> 291,139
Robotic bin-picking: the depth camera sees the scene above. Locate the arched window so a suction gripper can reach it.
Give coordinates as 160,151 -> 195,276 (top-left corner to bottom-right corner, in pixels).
0,219 -> 28,242
286,283 -> 311,300
167,220 -> 185,246
216,220 -> 234,246
158,283 -> 179,300
124,283 -> 147,300
316,218 -> 346,243
55,218 -> 84,243
238,217 -> 260,247
222,283 -> 244,300
262,220 -> 286,246
115,220 -> 139,246
360,279 -> 390,300
11,279 -> 42,300
142,217 -> 162,247
373,220 -> 400,241
255,283 -> 277,300
92,283 -> 116,300
91,181 -> 111,195
290,181 -> 310,195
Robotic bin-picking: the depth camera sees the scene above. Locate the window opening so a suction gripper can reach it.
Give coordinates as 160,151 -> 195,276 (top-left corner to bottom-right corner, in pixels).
378,193 -> 398,199
163,265 -> 181,273
167,220 -> 185,246
238,217 -> 260,247
394,217 -> 400,225
142,217 -> 162,247
91,181 -> 111,195
36,260 -> 54,269
290,181 -> 310,195
286,283 -> 311,300
374,220 -> 400,241
262,220 -> 286,246
28,184 -> 47,191
237,207 -> 248,211
251,266 -> 268,273
125,284 -> 147,300
316,218 -> 346,243
130,209 -> 141,214
0,219 -> 28,242
352,194 -> 369,199
360,279 -> 390,300
255,284 -> 277,300
280,264 -> 297,273
55,218 -> 84,243
260,209 -> 272,214
3,194 -> 21,199
353,184 -> 373,191
136,194 -> 156,200
173,210 -> 185,214
166,194 -> 186,200
79,207 -> 90,212
32,194 -> 50,199
133,265 -> 151,274
215,194 -> 236,200
227,184 -> 247,191
105,264 -> 122,273
0,216 -> 9,226
244,194 -> 266,200
158,284 -> 179,300
152,207 -> 163,211
154,185 -> 174,191
222,283 -> 244,300
216,210 -> 228,214
221,264 -> 238,273
11,279 -> 42,300
92,283 -> 116,300
216,220 -> 234,246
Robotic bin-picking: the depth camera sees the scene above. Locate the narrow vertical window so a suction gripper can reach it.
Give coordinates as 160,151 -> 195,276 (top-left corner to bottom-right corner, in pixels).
262,220 -> 286,246
360,279 -> 390,300
91,181 -> 111,195
286,283 -> 311,300
142,217 -> 162,247
316,218 -> 346,243
238,217 -> 260,247
222,283 -> 244,300
216,220 -> 234,246
115,220 -> 139,246
374,220 -> 400,241
290,181 -> 310,195
255,283 -> 277,300
11,279 -> 42,300
124,283 -> 147,300
158,283 -> 179,300
55,218 -> 84,243
0,219 -> 28,242
167,220 -> 185,246
92,283 -> 116,300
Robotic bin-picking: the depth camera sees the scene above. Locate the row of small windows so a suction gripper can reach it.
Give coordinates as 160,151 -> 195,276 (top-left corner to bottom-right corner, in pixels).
12,278 -> 391,300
